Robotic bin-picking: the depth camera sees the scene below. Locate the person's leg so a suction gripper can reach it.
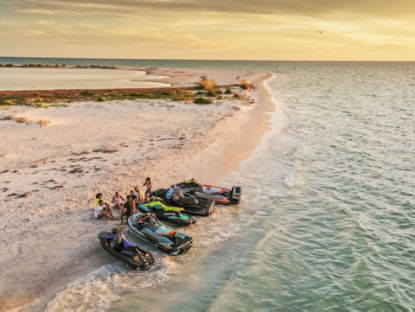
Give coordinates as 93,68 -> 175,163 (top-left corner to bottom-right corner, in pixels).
120,208 -> 126,223
108,207 -> 117,220
101,209 -> 112,219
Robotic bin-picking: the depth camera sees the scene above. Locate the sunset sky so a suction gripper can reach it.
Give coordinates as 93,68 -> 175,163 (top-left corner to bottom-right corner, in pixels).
1,0 -> 415,60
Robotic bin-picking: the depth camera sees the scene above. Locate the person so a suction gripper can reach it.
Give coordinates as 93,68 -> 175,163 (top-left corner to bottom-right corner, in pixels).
94,199 -> 117,220
110,228 -> 125,251
111,191 -> 125,209
143,177 -> 153,198
134,186 -> 146,203
121,193 -> 136,224
95,193 -> 103,206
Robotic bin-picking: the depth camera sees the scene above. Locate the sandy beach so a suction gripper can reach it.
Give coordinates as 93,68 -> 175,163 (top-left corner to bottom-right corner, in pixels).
0,67 -> 170,90
0,67 -> 273,311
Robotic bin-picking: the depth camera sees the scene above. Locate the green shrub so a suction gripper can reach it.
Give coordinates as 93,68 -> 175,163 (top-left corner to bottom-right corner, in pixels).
97,96 -> 106,102
193,97 -> 213,105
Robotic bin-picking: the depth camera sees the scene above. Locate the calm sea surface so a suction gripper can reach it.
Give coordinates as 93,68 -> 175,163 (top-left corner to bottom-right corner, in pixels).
3,58 -> 414,311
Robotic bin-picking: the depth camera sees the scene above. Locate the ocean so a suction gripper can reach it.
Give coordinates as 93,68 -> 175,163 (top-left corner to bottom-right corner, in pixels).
3,57 -> 414,311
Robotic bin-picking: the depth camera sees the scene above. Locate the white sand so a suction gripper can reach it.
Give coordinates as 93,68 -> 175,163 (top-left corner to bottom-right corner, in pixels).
0,68 -> 273,311
0,67 -> 170,90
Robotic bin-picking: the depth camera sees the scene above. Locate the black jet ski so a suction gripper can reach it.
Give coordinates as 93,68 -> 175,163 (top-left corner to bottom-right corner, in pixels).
153,187 -> 215,216
176,179 -> 242,205
99,229 -> 154,270
136,202 -> 196,227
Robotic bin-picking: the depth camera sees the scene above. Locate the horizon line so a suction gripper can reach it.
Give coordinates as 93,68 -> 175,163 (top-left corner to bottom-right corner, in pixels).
1,56 -> 414,63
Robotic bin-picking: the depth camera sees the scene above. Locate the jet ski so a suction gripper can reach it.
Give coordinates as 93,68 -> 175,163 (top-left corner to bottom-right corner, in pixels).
176,179 -> 242,205
128,213 -> 192,255
99,229 -> 154,270
153,187 -> 215,216
136,202 -> 196,227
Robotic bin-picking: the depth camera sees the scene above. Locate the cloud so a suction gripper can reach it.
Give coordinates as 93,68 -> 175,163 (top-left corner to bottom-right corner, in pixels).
9,0 -> 415,18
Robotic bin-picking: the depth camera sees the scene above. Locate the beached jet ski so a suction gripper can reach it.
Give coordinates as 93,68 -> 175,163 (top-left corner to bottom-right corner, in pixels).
99,229 -> 154,270
176,179 -> 242,205
136,202 -> 195,227
153,187 -> 215,216
128,213 -> 192,255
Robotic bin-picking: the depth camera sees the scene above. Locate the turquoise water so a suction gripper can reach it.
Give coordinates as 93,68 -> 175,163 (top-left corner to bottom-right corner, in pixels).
12,58 -> 414,311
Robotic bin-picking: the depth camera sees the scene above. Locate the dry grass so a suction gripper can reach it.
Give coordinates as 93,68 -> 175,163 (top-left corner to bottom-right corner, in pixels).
4,100 -> 16,105
233,92 -> 244,100
37,119 -> 51,127
183,97 -> 194,102
240,79 -> 251,90
198,78 -> 218,92
14,117 -> 29,124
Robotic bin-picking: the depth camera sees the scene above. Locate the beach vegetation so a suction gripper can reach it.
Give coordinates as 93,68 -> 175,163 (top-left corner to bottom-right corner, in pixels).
198,78 -> 218,92
0,85 -> 230,108
240,79 -> 253,90
233,92 -> 244,100
206,89 -> 217,97
225,86 -> 232,94
193,97 -> 213,104
80,90 -> 93,96
37,119 -> 51,126
15,117 -> 29,124
0,115 -> 14,121
3,100 -> 17,105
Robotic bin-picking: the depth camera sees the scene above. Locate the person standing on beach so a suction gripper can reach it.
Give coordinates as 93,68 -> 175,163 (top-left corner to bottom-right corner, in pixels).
134,186 -> 146,203
143,177 -> 153,200
121,193 -> 136,224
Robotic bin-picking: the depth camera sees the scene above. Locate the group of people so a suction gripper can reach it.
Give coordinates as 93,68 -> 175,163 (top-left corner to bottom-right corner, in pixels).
94,177 -> 153,223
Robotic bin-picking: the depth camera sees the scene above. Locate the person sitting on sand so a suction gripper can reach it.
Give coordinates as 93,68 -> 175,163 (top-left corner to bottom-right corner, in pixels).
95,193 -> 103,206
143,177 -> 153,198
111,191 -> 125,209
121,194 -> 136,224
95,199 -> 117,220
134,186 -> 146,203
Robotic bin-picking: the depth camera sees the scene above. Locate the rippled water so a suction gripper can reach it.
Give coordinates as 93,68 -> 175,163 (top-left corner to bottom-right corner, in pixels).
7,58 -> 413,311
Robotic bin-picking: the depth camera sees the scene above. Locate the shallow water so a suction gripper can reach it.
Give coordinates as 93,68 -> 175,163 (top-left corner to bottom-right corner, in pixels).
5,58 -> 413,311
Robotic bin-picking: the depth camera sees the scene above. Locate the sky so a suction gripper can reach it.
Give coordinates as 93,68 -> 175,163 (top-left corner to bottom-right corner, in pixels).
1,0 -> 415,60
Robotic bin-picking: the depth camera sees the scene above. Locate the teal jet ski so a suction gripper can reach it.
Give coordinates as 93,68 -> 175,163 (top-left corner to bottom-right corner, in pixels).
136,203 -> 195,227
128,213 -> 192,255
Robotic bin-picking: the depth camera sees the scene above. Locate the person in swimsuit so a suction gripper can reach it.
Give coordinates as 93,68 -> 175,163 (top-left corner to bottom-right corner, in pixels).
121,193 -> 136,224
143,177 -> 153,199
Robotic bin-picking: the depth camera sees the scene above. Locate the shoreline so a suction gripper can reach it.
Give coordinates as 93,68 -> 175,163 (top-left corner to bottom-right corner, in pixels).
0,68 -> 274,312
